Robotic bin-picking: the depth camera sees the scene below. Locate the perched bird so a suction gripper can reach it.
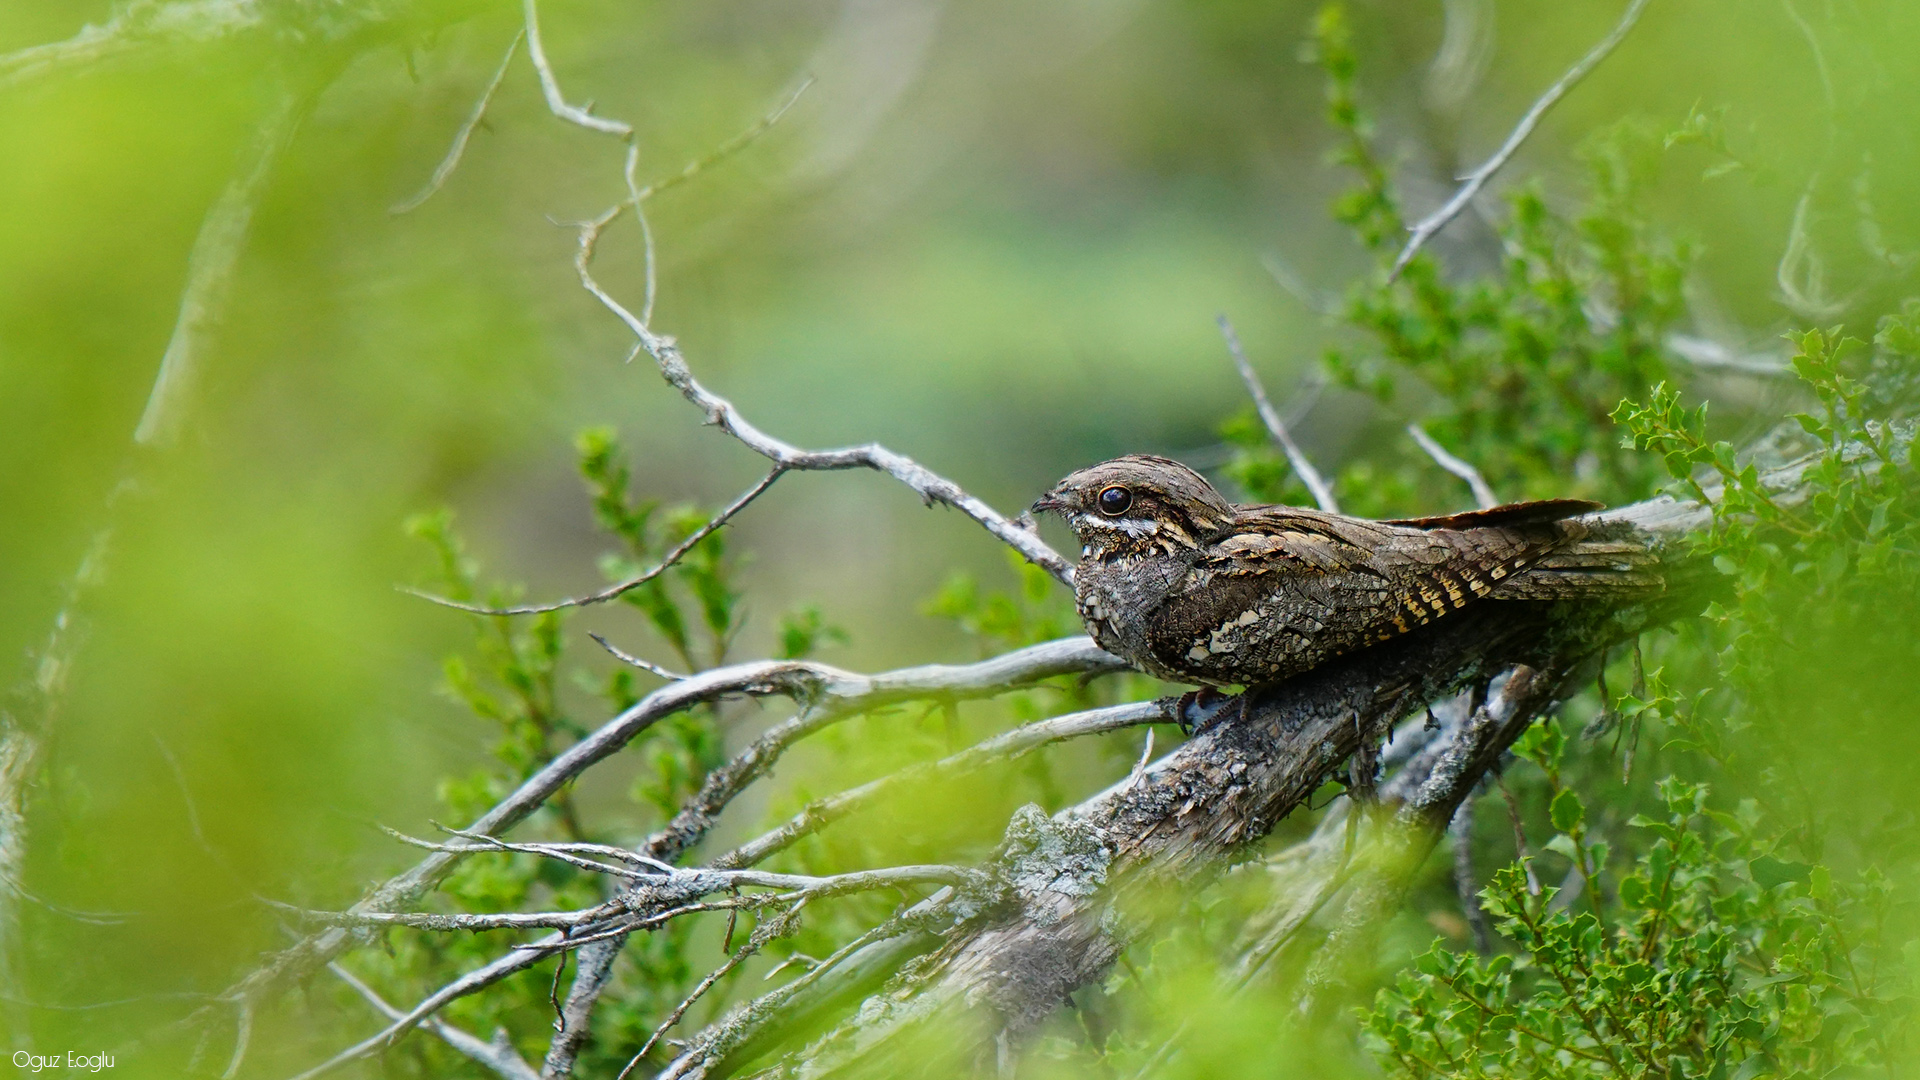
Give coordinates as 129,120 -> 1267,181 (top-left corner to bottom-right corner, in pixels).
1030,455 -> 1658,687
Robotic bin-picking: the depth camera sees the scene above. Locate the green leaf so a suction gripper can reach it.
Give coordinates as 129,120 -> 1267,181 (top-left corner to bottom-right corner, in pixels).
1748,856 -> 1813,889
1550,788 -> 1586,833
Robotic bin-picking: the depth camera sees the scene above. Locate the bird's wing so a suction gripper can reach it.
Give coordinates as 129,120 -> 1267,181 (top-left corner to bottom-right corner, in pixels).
1164,508 -> 1577,674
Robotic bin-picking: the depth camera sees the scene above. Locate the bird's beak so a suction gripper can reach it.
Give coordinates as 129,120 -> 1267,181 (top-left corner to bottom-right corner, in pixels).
1030,491 -> 1064,515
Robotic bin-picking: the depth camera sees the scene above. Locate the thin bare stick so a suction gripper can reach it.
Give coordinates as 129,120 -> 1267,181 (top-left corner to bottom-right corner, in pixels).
1125,728 -> 1156,791
220,1001 -> 252,1080
1217,314 -> 1339,513
1388,0 -> 1654,280
330,963 -> 539,1080
587,633 -> 686,681
522,0 -> 631,137
1407,424 -> 1499,509
430,828 -> 673,873
377,826 -> 652,880
630,77 -> 815,204
391,30 -> 524,215
405,468 -> 784,615
136,80 -> 304,447
541,934 -> 622,1080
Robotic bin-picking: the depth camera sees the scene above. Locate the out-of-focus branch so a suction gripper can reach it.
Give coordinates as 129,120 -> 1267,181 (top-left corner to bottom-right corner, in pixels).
0,0 -> 262,91
1,71 -> 315,1040
1390,0 -> 1654,279
1293,664 -> 1562,1015
1217,314 -> 1340,513
1407,424 -> 1498,509
136,81 -> 304,445
0,0 -> 428,92
390,29 -> 524,216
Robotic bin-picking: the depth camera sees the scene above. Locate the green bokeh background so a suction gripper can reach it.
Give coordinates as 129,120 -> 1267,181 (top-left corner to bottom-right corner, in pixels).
2,0 -> 1917,1075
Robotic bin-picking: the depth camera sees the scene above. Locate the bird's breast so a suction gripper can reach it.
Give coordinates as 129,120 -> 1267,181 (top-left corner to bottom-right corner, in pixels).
1072,554 -> 1189,672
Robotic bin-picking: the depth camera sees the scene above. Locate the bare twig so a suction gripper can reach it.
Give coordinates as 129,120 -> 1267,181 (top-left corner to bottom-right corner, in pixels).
406,469 -> 785,615
630,77 -> 814,204
587,633 -> 687,681
1125,728 -> 1156,791
522,0 -> 630,137
378,827 -> 656,880
1407,423 -> 1499,509
288,865 -> 977,934
330,963 -> 539,1080
1216,314 -> 1340,513
220,1001 -> 252,1080
391,30 -> 524,215
1389,0 -> 1654,280
136,80 -> 303,446
541,935 -> 623,1080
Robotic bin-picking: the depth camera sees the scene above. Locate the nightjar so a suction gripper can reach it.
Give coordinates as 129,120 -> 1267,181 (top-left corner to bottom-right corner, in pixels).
1031,455 -> 1658,687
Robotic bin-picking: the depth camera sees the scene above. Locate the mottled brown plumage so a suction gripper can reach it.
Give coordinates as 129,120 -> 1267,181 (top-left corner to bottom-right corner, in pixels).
1031,455 -> 1658,687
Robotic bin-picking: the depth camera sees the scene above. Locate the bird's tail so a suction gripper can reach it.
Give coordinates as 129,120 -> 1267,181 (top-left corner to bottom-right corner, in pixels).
1490,532 -> 1666,599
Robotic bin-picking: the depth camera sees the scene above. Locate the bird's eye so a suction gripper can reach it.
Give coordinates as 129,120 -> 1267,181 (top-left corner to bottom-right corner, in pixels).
1097,486 -> 1133,516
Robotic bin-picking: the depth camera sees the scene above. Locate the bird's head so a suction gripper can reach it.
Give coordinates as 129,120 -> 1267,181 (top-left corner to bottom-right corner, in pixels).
1031,455 -> 1235,559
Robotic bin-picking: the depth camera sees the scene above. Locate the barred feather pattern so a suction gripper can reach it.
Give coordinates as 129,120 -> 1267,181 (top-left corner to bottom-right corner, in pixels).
1034,456 -> 1661,688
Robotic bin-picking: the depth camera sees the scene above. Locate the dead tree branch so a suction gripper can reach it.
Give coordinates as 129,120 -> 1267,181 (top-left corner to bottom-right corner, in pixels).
390,29 -> 524,216
276,695 -> 1159,1080
211,638 -> 1128,1042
